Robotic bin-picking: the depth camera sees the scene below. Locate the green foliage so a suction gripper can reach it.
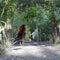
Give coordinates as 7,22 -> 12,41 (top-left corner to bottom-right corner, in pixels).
0,0 -> 16,21
0,0 -> 2,3
12,0 -> 60,42
16,5 -> 54,41
54,0 -> 60,7
24,7 -> 36,21
0,0 -> 60,43
25,26 -> 31,41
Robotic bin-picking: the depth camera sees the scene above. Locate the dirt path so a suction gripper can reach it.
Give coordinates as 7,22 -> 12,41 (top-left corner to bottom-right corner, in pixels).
0,42 -> 60,60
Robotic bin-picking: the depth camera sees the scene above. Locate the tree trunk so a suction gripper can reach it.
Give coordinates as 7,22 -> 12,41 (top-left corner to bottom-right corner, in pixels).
52,16 -> 60,44
6,18 -> 12,40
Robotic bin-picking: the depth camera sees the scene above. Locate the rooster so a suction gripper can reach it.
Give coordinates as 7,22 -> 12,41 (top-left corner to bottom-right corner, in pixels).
14,24 -> 26,45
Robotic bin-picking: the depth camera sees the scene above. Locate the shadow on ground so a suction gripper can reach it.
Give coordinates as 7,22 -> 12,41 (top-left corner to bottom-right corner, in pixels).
0,42 -> 60,60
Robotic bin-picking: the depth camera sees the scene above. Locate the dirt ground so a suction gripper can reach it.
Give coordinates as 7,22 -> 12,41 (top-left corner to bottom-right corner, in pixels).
0,42 -> 60,60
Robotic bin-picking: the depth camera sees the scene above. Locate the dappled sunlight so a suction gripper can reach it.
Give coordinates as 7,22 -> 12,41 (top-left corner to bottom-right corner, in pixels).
5,44 -> 60,58
4,44 -> 60,60
6,46 -> 44,57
